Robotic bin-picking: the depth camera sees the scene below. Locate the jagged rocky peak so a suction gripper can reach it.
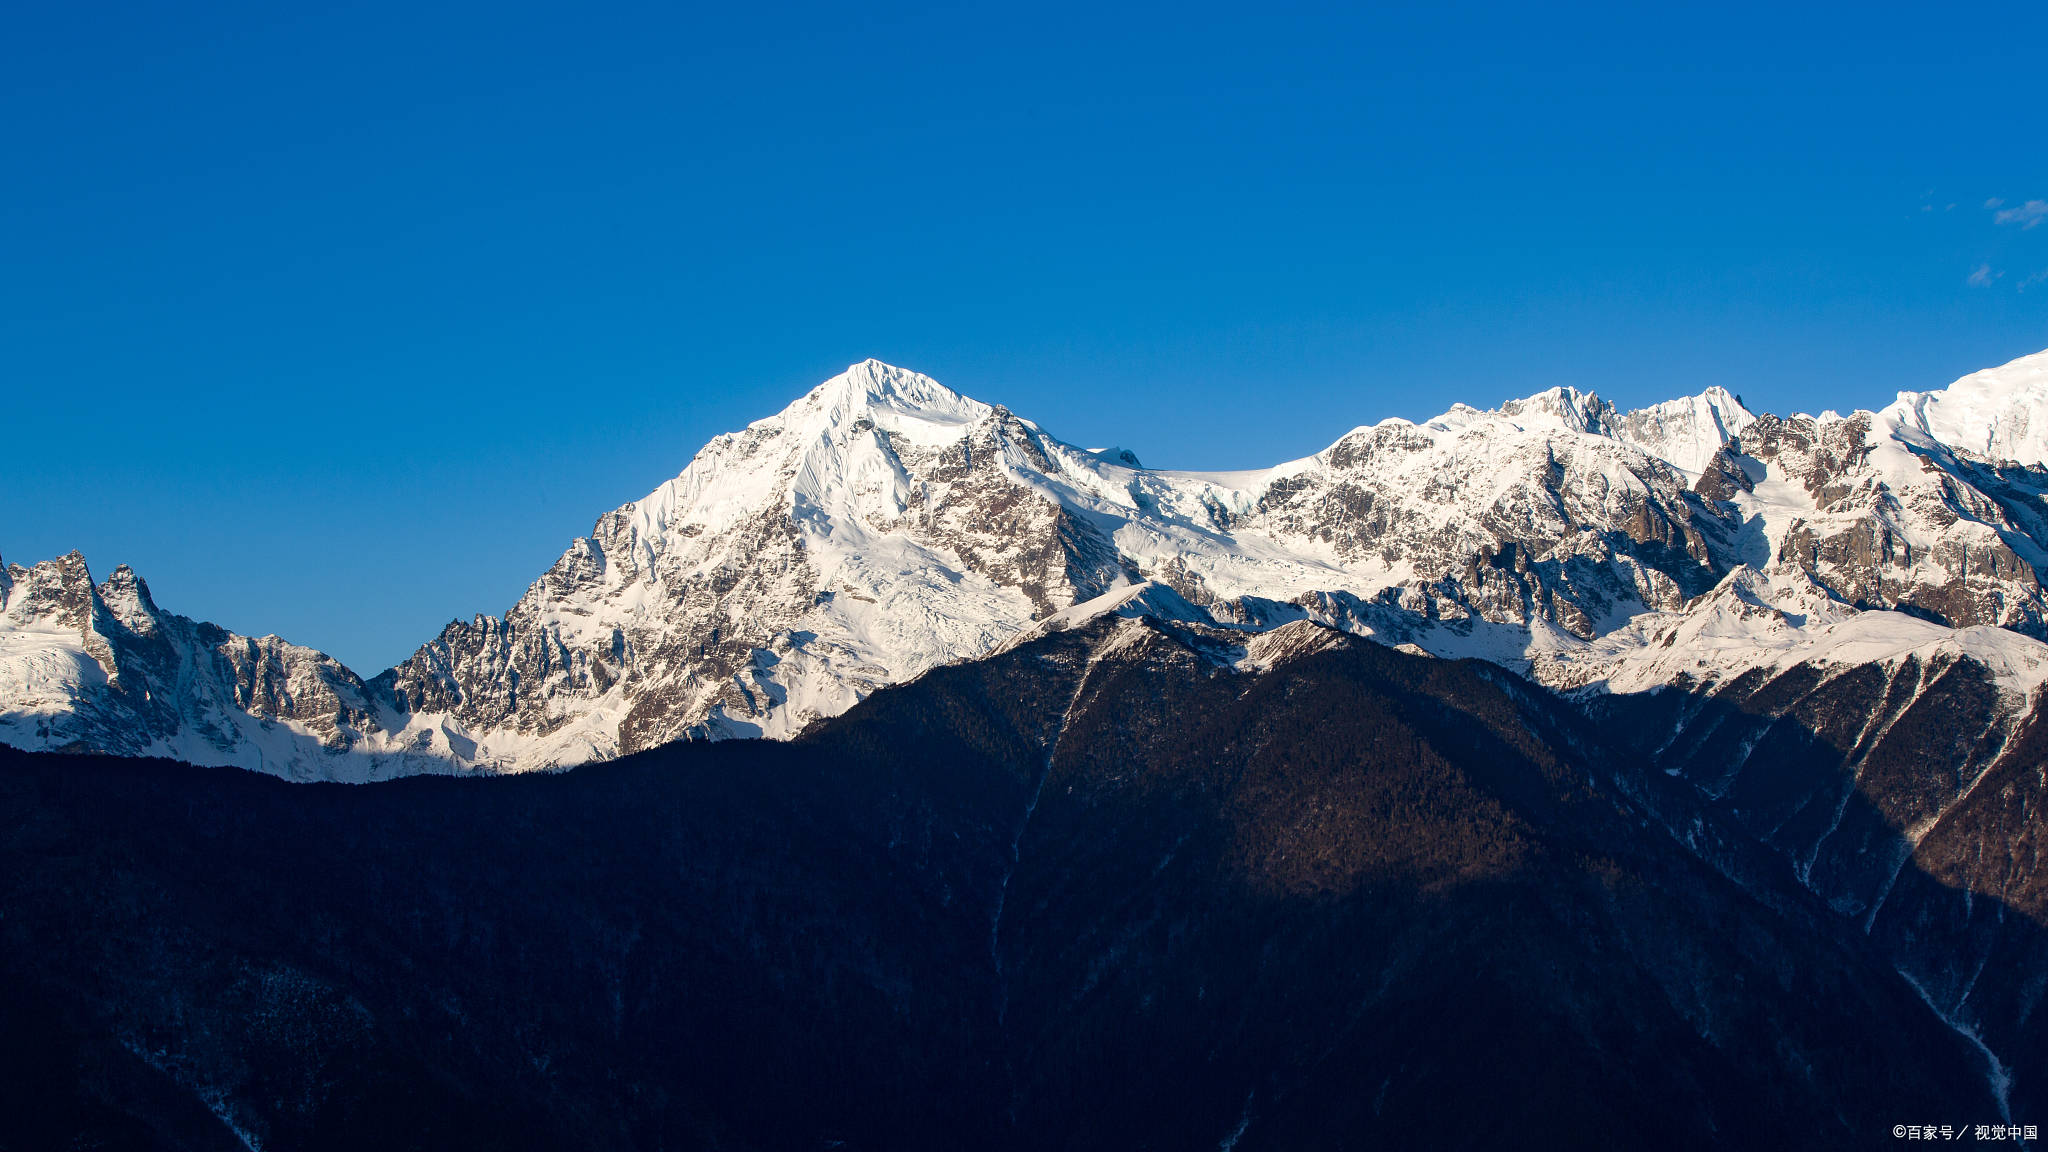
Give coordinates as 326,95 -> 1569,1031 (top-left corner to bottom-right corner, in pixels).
0,550 -> 472,780
1494,385 -> 1614,433
95,564 -> 162,635
3,553 -> 177,644
1,550 -> 99,633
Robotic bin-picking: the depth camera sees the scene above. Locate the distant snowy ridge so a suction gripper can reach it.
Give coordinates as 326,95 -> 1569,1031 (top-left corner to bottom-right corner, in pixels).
10,348 -> 2048,779
0,553 -> 468,780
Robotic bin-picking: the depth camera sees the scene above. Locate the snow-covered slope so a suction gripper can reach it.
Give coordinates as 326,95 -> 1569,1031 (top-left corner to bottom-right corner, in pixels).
1886,348 -> 2048,465
11,350 -> 2048,779
1610,386 -> 1757,478
1538,564 -> 2048,702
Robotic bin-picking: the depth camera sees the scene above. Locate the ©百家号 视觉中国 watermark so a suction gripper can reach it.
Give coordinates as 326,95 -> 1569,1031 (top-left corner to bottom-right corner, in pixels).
1893,1124 -> 2038,1141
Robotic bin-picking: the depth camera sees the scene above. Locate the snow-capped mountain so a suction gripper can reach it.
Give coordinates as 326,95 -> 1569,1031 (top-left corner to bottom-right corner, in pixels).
371,358 -> 1757,764
11,349 -> 2048,779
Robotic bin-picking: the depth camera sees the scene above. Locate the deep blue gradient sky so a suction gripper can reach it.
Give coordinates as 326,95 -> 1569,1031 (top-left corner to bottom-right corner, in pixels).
5,1 -> 2046,673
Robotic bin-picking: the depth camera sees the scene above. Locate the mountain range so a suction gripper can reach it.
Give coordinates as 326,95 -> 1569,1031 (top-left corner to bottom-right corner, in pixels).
10,350 -> 2048,782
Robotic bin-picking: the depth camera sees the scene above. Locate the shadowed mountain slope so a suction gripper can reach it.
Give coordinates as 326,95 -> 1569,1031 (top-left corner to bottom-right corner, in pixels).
0,618 -> 2020,1150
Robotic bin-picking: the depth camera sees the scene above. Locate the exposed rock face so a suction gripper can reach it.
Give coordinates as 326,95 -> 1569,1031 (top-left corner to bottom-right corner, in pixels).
9,348 -> 2048,777
1718,409 -> 2048,635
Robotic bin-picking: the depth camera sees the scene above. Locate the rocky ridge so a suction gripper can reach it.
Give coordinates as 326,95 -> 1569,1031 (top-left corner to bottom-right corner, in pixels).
0,553 -> 461,779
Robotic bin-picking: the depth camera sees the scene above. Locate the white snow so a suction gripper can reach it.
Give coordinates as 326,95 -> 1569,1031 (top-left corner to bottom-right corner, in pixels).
1542,564 -> 2048,703
1611,386 -> 1758,479
1885,348 -> 2048,465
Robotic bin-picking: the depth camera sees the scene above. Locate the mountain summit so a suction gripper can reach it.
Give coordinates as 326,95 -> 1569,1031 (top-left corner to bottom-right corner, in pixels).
1885,346 -> 2048,463
9,351 -> 2048,778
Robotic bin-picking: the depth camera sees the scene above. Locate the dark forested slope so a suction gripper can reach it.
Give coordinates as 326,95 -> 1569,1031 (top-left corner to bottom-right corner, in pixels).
0,618 -> 2021,1150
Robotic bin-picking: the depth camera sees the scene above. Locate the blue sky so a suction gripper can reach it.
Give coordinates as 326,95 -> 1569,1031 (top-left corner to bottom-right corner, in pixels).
4,0 -> 2045,674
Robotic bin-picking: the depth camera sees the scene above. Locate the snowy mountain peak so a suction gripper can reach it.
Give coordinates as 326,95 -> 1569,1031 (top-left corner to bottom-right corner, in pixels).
1409,382 -> 1753,479
96,564 -> 161,634
1425,386 -> 1611,435
1609,386 -> 1757,478
1496,385 -> 1613,434
1883,347 -> 2048,465
786,359 -> 992,441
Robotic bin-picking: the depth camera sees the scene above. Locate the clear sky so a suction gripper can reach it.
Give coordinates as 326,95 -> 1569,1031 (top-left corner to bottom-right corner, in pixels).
4,0 -> 2046,674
